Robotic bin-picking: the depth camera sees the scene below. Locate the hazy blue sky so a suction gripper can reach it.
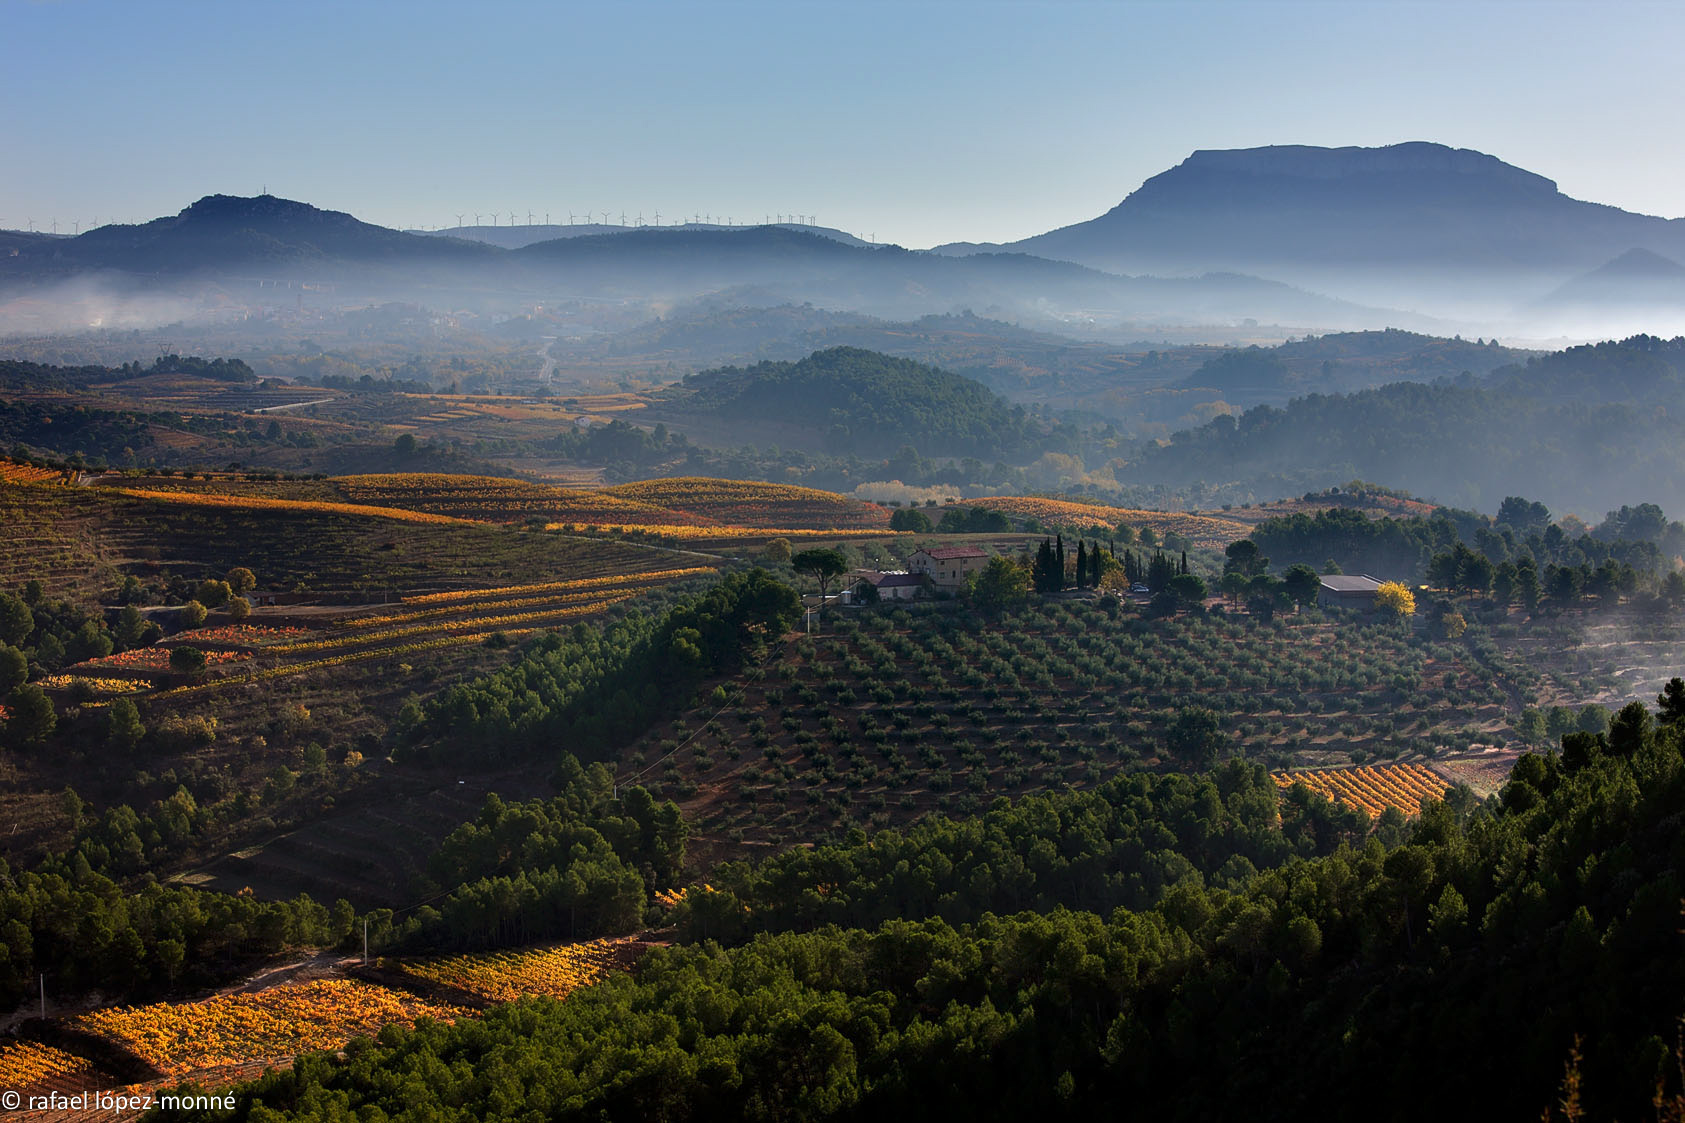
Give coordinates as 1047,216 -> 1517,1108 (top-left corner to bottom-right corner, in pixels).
5,0 -> 1681,246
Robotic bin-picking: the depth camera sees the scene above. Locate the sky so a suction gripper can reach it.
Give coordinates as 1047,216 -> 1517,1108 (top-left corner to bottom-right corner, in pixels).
4,0 -> 1683,248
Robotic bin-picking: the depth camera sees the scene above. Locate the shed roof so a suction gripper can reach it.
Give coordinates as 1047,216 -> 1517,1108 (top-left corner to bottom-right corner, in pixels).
1319,575 -> 1384,593
914,546 -> 987,561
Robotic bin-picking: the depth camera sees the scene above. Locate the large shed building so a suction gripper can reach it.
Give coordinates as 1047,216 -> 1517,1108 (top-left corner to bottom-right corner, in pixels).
1316,574 -> 1385,611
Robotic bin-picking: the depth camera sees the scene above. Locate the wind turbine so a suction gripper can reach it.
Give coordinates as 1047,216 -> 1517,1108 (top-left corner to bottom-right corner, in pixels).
600,211 -> 610,225
652,210 -> 660,226
568,212 -> 577,225
474,213 -> 482,226
544,212 -> 550,225
619,211 -> 627,226
636,211 -> 644,226
527,211 -> 534,225
455,213 -> 465,228
509,209 -> 516,226
491,212 -> 500,227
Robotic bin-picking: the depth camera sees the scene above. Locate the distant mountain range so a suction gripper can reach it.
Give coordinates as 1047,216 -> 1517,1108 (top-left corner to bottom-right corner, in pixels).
415,221 -> 874,251
0,194 -> 1423,337
5,142 -> 1684,338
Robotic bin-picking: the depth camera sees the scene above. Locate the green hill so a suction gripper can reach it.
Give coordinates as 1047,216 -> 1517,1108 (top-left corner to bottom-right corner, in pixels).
665,346 -> 1036,458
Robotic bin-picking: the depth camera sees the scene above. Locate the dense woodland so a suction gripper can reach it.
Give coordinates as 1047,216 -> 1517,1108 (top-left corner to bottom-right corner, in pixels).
1135,335 -> 1685,513
168,704 -> 1685,1121
672,347 -> 1039,459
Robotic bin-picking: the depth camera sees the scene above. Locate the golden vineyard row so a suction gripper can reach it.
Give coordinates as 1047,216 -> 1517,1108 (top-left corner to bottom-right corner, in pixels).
1272,763 -> 1451,818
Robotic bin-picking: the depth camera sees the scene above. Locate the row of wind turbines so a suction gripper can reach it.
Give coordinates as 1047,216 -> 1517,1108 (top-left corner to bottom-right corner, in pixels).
445,211 -> 822,230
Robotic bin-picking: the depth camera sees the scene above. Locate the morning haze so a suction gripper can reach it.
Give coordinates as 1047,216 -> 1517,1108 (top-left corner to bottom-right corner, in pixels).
1,3 -> 1683,1121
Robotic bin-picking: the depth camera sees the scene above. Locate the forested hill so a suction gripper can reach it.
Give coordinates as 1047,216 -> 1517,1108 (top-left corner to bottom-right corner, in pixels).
1176,328 -> 1531,405
0,354 -> 256,390
666,346 -> 1036,458
1132,335 -> 1685,514
1487,333 -> 1685,402
175,706 -> 1685,1121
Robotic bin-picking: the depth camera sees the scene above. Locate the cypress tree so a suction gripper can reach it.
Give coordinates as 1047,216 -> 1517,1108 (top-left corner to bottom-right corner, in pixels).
1075,541 -> 1088,589
1034,539 -> 1054,593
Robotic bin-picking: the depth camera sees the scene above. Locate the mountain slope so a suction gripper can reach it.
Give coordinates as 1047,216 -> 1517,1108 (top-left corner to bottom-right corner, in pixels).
18,195 -> 501,274
1531,249 -> 1685,336
1000,143 -> 1685,274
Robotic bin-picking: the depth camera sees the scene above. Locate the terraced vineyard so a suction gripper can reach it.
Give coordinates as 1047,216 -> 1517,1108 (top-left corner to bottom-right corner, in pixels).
57,567 -> 715,706
623,599 -> 1531,841
89,472 -> 895,536
1,479 -> 699,599
602,477 -> 891,529
0,485 -> 123,597
335,473 -> 679,524
1272,763 -> 1452,817
958,496 -> 1252,548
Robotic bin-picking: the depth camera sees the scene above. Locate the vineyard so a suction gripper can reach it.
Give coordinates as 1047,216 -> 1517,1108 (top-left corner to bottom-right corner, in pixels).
333,473 -> 680,524
12,939 -> 651,1093
0,457 -> 74,485
103,472 -> 900,536
602,477 -> 892,530
103,485 -> 474,526
54,566 -> 718,704
622,599 -> 1529,841
75,978 -> 468,1077
542,522 -> 852,543
1272,763 -> 1452,817
389,937 -> 647,1003
958,496 -> 1252,548
0,1040 -> 92,1089
0,480 -> 701,602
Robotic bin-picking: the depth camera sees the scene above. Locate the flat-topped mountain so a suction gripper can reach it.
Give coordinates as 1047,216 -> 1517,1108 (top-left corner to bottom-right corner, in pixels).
932,143 -> 1685,323
991,142 -> 1685,274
